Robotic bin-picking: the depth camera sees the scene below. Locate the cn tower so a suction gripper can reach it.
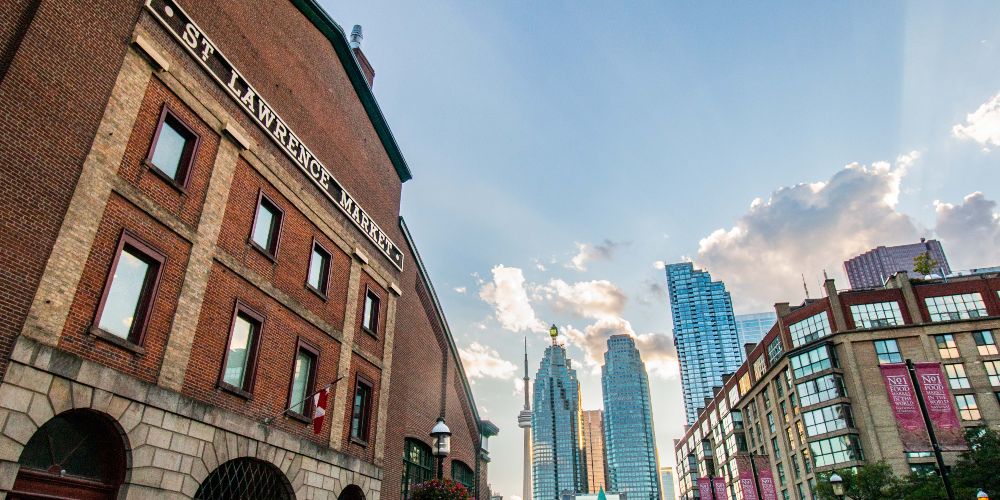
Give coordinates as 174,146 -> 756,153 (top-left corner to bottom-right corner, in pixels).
517,338 -> 532,500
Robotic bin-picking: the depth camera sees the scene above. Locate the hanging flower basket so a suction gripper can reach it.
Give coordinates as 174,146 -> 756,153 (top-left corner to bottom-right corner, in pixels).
410,478 -> 471,500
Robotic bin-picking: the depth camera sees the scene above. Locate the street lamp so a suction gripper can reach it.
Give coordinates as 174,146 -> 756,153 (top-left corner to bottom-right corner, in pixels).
829,473 -> 845,498
430,417 -> 451,479
978,490 -> 989,500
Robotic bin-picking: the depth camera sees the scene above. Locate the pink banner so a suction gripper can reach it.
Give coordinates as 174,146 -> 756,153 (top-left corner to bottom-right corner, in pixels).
712,477 -> 729,500
880,363 -> 932,451
914,362 -> 967,451
698,478 -> 712,499
752,455 -> 778,500
735,455 -> 759,500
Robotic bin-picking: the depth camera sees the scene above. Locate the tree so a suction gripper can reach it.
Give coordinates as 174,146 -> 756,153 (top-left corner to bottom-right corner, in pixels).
952,427 -> 1000,497
814,461 -> 903,500
912,251 -> 939,276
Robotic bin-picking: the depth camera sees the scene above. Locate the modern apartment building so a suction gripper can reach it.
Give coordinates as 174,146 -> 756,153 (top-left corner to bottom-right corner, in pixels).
666,263 -> 743,424
735,312 -> 778,352
844,238 -> 952,289
533,332 -> 586,500
660,466 -> 676,500
0,1 -> 493,498
582,410 -> 609,494
674,271 -> 1000,500
602,335 -> 661,500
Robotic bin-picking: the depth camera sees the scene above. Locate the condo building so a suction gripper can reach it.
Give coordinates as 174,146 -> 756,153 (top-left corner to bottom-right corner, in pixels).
675,271 -> 1000,500
582,410 -> 608,494
533,332 -> 586,500
734,312 -> 778,352
844,239 -> 952,289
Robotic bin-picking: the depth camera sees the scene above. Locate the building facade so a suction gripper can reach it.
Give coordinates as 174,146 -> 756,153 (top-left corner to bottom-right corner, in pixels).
533,335 -> 585,500
674,272 -> 1000,500
0,1 -> 491,498
581,410 -> 608,494
602,335 -> 660,500
659,467 -> 676,500
666,263 -> 743,424
734,312 -> 777,353
844,238 -> 952,289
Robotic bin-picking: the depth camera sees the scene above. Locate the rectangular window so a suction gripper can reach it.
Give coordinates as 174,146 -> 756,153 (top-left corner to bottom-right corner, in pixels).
789,312 -> 832,347
850,302 -> 904,329
767,412 -> 775,433
874,339 -> 903,364
771,437 -> 779,455
146,105 -> 199,187
351,376 -> 373,443
93,232 -> 165,346
362,288 -> 381,334
753,355 -> 767,381
287,342 -> 318,418
985,361 -> 1000,386
776,462 -> 786,487
738,372 -> 752,396
955,394 -> 980,421
802,404 -> 854,436
809,435 -> 864,467
251,192 -> 283,257
973,330 -> 999,356
306,241 -> 331,296
944,363 -> 971,390
768,336 -> 784,363
925,293 -> 987,322
221,304 -> 264,394
790,345 -> 834,379
796,374 -> 847,407
935,334 -> 960,359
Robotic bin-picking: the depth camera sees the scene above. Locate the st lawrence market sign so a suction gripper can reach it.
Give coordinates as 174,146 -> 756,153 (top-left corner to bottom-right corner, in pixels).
146,0 -> 405,270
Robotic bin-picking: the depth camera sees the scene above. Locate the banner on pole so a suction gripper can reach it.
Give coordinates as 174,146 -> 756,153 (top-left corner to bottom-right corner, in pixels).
735,455 -> 759,500
712,477 -> 729,500
914,362 -> 967,451
697,478 -> 713,499
753,455 -> 778,500
880,363 -> 932,451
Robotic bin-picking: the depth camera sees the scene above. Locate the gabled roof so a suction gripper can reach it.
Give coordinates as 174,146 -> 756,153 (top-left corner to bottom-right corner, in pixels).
290,0 -> 413,183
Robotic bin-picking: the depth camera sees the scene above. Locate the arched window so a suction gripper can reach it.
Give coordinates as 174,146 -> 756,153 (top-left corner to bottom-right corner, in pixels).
195,457 -> 293,500
402,438 -> 434,499
12,409 -> 127,500
339,484 -> 366,500
451,460 -> 475,491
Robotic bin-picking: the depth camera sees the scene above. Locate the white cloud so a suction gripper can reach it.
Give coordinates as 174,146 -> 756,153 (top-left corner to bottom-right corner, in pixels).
694,154 -> 924,311
479,265 -> 547,333
953,91 -> 1000,149
458,342 -> 518,381
934,192 -> 1000,268
454,286 -> 467,294
566,240 -> 622,271
513,378 -> 525,396
546,279 -> 627,320
561,317 -> 678,379
653,260 -> 666,270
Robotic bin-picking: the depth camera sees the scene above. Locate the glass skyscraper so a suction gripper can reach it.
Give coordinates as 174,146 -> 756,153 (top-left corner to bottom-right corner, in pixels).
665,262 -> 742,424
733,311 -> 777,352
532,337 -> 586,500
601,335 -> 660,500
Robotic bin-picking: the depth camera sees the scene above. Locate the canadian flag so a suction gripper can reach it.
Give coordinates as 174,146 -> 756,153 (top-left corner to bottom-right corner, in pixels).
312,386 -> 330,434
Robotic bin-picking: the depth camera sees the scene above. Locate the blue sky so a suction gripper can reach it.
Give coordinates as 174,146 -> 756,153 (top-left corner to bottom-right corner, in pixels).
321,1 -> 1000,497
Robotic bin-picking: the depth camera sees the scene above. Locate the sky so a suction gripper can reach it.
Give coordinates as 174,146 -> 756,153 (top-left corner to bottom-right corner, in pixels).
319,1 -> 1000,497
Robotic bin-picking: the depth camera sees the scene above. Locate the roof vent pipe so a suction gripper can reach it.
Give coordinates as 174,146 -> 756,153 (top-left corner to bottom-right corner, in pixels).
350,25 -> 363,48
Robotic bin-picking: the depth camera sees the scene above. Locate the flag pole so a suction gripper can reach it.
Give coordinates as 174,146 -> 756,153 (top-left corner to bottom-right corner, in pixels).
262,375 -> 344,425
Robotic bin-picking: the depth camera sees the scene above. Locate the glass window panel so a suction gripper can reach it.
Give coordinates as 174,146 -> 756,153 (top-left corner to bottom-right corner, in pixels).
307,245 -> 329,292
985,361 -> 1000,387
790,345 -> 833,379
974,330 -> 999,356
224,314 -> 256,388
252,200 -> 279,252
850,302 -> 904,329
874,339 -> 903,364
363,291 -> 379,332
150,119 -> 187,179
98,247 -> 152,340
955,394 -> 980,421
944,364 -> 971,390
935,334 -> 960,359
289,350 -> 313,414
925,293 -> 987,321
789,313 -> 832,347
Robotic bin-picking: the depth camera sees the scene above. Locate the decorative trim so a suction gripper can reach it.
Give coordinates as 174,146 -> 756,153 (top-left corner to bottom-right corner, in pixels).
131,33 -> 170,72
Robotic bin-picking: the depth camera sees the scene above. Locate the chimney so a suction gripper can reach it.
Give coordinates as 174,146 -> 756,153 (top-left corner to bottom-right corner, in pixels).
350,25 -> 375,87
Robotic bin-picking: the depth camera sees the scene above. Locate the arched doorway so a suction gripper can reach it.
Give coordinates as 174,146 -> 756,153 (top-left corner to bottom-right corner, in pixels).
195,457 -> 294,500
9,409 -> 127,500
339,484 -> 366,500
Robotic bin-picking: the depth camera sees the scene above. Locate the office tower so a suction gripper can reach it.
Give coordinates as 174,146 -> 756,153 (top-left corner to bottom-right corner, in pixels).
734,312 -> 777,352
519,339 -> 534,500
659,467 -> 676,500
602,335 -> 661,500
533,327 -> 586,500
581,410 -> 608,493
844,238 -> 951,288
665,262 -> 742,424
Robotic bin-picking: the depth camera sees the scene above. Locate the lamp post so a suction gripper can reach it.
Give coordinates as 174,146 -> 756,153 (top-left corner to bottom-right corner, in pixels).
431,417 -> 451,479
829,473 -> 845,498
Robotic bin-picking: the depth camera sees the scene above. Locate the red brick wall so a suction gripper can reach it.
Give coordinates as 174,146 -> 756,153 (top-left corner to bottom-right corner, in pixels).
0,0 -> 142,378
354,273 -> 388,359
341,353 -> 382,464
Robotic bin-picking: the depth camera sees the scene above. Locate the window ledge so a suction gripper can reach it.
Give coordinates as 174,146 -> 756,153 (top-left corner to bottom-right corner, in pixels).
143,160 -> 189,194
362,326 -> 378,338
350,436 -> 369,448
306,284 -> 328,301
87,326 -> 145,355
249,241 -> 278,263
285,410 -> 311,424
218,382 -> 253,400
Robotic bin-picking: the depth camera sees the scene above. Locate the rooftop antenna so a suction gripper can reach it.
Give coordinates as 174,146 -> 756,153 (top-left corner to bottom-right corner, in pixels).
802,273 -> 810,299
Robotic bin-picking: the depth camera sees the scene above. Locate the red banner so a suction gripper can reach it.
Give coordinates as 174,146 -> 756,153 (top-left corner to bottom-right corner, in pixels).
914,362 -> 967,451
753,455 -> 778,500
698,478 -> 713,499
735,455 -> 759,500
712,477 -> 729,500
880,363 -> 931,451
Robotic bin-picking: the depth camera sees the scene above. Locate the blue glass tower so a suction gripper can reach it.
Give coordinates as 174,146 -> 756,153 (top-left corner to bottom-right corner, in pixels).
665,262 -> 742,424
734,311 -> 777,350
532,328 -> 586,500
601,335 -> 660,500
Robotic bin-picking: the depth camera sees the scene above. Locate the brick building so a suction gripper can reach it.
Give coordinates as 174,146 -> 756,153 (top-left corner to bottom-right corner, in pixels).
0,0 -> 493,498
674,271 -> 1000,500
